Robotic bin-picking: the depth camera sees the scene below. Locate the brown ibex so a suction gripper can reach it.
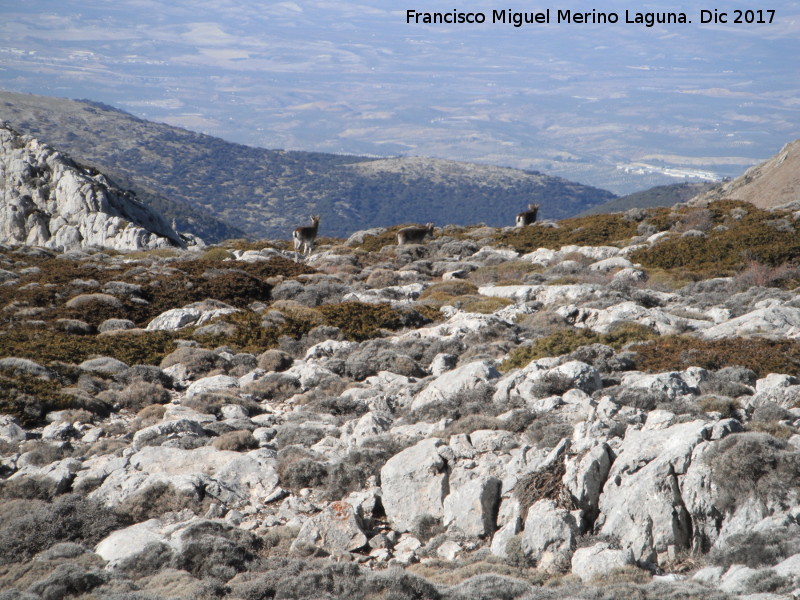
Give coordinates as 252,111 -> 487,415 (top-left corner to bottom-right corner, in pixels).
292,215 -> 320,256
396,222 -> 435,245
515,203 -> 540,227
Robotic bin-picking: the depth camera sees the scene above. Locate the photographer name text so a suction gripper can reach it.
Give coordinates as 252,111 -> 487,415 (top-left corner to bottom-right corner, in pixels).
405,8 -> 776,28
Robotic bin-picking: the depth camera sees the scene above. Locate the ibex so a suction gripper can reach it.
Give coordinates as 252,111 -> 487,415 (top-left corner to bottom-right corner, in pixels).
292,215 -> 320,256
396,222 -> 435,245
515,203 -> 540,227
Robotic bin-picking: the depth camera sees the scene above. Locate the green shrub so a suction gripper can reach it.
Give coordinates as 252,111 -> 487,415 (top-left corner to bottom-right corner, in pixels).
630,201 -> 800,278
495,212 -> 643,253
500,324 -> 655,372
0,369 -> 74,426
630,335 -> 800,378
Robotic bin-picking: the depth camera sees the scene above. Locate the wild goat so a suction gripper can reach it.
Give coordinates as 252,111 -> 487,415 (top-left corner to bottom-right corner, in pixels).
396,223 -> 435,245
292,215 -> 320,256
516,203 -> 540,227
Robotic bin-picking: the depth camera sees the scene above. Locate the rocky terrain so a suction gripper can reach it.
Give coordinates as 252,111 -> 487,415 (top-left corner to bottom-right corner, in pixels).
0,124 -> 187,252
691,139 -> 800,210
1,196 -> 800,599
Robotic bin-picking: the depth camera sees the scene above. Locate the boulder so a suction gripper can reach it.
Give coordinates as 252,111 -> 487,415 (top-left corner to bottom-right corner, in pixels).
571,542 -> 634,582
443,475 -> 501,538
702,305 -> 800,340
380,438 -> 450,532
411,360 -> 499,410
290,501 -> 368,554
520,499 -> 579,572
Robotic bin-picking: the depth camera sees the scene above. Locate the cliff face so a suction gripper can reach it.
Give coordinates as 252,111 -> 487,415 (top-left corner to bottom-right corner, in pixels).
690,138 -> 800,209
0,124 -> 183,252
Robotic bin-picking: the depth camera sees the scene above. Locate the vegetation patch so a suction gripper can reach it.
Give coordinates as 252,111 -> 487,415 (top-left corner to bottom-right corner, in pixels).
0,328 -> 178,367
0,369 -> 75,426
500,323 -> 656,372
630,335 -> 800,379
630,201 -> 800,278
317,302 -> 430,341
495,212 -> 644,253
513,459 -> 574,522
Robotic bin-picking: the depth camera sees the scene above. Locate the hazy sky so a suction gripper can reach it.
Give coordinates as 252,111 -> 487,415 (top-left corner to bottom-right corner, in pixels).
1,1 -> 799,192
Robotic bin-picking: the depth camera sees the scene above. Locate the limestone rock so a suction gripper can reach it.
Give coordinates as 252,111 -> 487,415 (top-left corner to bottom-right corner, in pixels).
0,124 -> 184,251
290,501 -> 368,554
571,542 -> 634,582
380,438 -> 450,532
443,475 -> 501,538
411,360 -> 499,410
520,499 -> 579,572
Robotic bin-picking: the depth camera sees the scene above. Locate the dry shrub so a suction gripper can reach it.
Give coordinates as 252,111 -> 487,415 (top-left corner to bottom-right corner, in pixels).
513,459 -> 573,522
695,396 -> 739,417
276,447 -> 328,491
114,482 -> 212,523
212,430 -> 258,452
524,414 -> 575,448
734,261 -> 800,290
461,296 -> 514,314
468,261 -> 541,286
443,414 -> 504,437
708,432 -> 800,513
589,565 -> 652,586
709,528 -> 800,569
365,268 -> 402,288
115,380 -> 171,411
0,494 -> 129,565
134,404 -> 167,430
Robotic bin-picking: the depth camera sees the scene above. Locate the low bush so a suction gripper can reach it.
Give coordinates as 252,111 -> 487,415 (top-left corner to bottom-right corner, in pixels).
708,528 -> 800,569
212,430 -> 259,452
0,494 -> 129,565
172,521 -> 261,581
1,328 -> 177,369
114,380 -> 171,412
114,482 -> 211,523
630,336 -> 800,379
495,212 -> 643,253
0,369 -> 74,426
708,432 -> 800,513
500,324 -> 656,372
631,202 -> 800,278
276,447 -> 329,491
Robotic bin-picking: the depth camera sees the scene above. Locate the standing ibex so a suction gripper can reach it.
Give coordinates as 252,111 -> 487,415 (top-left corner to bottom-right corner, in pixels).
292,215 -> 320,256
515,203 -> 540,227
396,222 -> 435,245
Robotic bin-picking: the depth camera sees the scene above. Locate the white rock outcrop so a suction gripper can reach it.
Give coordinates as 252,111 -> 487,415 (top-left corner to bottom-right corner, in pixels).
0,124 -> 183,251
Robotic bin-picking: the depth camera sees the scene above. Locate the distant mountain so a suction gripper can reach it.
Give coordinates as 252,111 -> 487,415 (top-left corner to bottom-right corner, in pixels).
0,124 -> 184,252
578,182 -> 716,216
0,91 -> 616,242
689,139 -> 800,209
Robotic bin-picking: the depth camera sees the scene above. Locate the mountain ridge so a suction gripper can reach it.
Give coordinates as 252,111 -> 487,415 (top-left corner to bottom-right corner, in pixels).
0,90 -> 617,242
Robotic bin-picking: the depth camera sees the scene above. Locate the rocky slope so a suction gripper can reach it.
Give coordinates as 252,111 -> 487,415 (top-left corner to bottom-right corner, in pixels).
0,124 -> 186,252
690,138 -> 800,209
0,202 -> 799,599
0,90 -> 617,240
